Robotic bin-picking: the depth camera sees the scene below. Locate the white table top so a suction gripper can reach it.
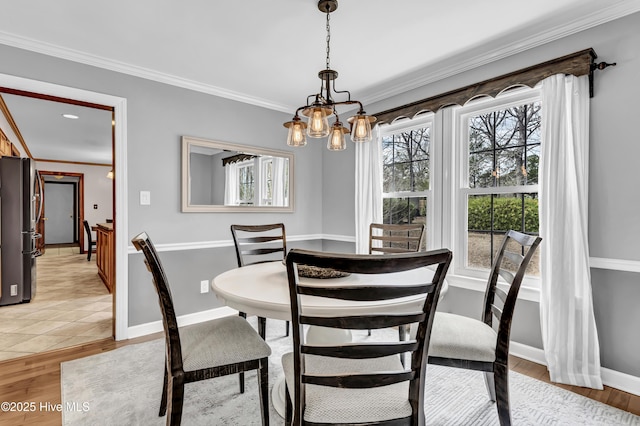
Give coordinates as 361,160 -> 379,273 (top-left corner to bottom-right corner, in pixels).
212,261 -> 447,322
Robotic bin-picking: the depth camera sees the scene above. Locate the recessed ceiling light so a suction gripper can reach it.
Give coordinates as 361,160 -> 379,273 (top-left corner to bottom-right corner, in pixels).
62,114 -> 79,119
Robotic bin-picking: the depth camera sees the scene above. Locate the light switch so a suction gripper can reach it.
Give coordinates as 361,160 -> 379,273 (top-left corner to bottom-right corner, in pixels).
140,191 -> 151,205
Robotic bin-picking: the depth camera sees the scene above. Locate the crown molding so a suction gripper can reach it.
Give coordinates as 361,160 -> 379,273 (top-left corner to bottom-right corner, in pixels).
0,30 -> 291,113
361,1 -> 640,106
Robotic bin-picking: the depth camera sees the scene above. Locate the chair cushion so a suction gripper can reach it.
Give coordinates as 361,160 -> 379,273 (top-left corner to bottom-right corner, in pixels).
179,315 -> 271,371
428,312 -> 497,362
282,352 -> 411,423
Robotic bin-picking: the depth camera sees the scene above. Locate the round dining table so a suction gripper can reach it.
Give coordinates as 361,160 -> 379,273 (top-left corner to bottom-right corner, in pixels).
212,260 -> 448,417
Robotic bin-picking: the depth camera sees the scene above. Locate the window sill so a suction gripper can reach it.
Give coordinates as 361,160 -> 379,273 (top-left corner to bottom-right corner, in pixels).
446,273 -> 541,303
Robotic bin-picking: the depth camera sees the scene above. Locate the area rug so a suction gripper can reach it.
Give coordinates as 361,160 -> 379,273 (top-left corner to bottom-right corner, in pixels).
61,319 -> 640,425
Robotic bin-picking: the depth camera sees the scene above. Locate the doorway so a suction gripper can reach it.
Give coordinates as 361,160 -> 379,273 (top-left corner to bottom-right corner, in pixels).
37,171 -> 88,255
0,73 -> 127,342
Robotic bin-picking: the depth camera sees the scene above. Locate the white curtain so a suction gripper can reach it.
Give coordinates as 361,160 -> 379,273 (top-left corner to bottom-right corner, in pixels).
354,126 -> 383,254
272,157 -> 287,206
224,162 -> 238,205
539,73 -> 603,389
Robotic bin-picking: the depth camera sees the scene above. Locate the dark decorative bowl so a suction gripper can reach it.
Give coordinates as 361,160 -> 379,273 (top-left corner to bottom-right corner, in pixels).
282,260 -> 350,279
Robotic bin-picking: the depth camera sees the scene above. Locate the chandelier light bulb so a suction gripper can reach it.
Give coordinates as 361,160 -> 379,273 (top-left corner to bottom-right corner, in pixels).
350,114 -> 374,142
327,121 -> 348,151
284,117 -> 308,147
307,107 -> 330,137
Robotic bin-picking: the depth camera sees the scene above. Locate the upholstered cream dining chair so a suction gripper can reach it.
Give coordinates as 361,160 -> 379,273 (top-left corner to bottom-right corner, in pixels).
282,248 -> 452,425
428,230 -> 542,426
132,231 -> 271,426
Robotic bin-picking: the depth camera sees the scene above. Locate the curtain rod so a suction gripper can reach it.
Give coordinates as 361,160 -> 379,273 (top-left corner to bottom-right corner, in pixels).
374,48 -> 615,125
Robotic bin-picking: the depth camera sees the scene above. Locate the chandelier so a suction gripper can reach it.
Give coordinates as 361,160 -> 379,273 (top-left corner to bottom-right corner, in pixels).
283,0 -> 376,151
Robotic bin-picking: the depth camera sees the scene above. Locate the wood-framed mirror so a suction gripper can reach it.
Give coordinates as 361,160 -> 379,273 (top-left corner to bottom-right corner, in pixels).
181,136 -> 294,213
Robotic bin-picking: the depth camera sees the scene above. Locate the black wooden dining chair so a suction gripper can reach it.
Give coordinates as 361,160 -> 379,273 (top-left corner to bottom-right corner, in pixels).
368,223 -> 426,340
230,223 -> 289,338
132,231 -> 271,426
83,220 -> 96,261
369,223 -> 426,254
282,248 -> 452,425
428,230 -> 542,426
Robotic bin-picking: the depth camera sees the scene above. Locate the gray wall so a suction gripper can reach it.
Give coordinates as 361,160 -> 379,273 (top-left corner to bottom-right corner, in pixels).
321,12 -> 640,378
189,153 -> 214,205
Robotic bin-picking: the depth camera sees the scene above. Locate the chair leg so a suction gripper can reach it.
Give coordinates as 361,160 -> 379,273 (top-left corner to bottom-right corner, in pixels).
159,364 -> 169,416
493,363 -> 512,426
483,371 -> 496,402
239,372 -> 245,394
398,325 -> 406,367
285,320 -> 290,337
258,358 -> 270,426
238,312 -> 247,393
167,376 -> 185,426
87,249 -> 91,261
258,316 -> 266,340
367,329 -> 371,336
398,324 -> 406,341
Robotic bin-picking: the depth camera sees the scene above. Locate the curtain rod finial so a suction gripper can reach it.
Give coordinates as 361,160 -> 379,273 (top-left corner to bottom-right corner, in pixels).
592,61 -> 616,71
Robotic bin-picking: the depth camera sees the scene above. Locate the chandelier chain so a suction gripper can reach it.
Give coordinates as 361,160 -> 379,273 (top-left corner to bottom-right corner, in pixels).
326,8 -> 331,70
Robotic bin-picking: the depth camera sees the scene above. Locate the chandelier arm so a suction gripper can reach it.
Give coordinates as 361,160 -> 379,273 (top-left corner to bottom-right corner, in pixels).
330,100 -> 363,111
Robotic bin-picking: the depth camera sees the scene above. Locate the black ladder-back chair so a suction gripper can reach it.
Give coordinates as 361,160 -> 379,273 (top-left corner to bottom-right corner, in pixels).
369,223 -> 426,255
283,248 -> 452,426
132,232 -> 271,426
428,230 -> 542,426
369,223 -> 426,340
230,223 -> 290,338
83,220 -> 96,261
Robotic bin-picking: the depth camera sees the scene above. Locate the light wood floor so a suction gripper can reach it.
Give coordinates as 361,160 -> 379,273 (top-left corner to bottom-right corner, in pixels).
0,247 -> 112,361
0,336 -> 638,425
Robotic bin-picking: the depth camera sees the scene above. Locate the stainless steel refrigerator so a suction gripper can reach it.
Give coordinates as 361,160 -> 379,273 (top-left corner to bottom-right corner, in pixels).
0,157 -> 42,306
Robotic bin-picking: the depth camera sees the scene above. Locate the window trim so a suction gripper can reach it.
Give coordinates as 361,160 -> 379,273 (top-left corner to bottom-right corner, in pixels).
259,156 -> 274,206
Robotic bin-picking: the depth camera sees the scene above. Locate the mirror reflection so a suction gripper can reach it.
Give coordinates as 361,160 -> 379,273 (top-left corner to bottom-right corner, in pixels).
182,136 -> 294,212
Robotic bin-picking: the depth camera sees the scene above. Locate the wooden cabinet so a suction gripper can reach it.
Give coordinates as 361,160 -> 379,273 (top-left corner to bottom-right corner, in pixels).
96,223 -> 114,293
0,128 -> 13,157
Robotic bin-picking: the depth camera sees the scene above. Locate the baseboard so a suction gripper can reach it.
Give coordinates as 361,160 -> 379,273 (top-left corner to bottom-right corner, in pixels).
510,341 -> 640,396
127,306 -> 238,339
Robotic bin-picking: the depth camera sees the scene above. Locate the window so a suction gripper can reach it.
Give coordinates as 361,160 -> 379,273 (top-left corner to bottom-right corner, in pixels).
380,116 -> 433,251
236,161 -> 254,204
377,88 -> 541,284
455,90 -> 541,279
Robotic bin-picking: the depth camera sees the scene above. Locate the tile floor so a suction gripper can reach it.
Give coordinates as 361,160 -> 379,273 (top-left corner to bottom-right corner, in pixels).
0,245 -> 113,361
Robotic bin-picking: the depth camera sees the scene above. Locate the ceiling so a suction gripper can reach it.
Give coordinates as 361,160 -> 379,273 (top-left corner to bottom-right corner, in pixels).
1,0 -> 639,165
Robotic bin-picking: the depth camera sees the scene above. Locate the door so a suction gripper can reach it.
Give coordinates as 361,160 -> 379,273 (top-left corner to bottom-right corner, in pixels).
44,182 -> 76,244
